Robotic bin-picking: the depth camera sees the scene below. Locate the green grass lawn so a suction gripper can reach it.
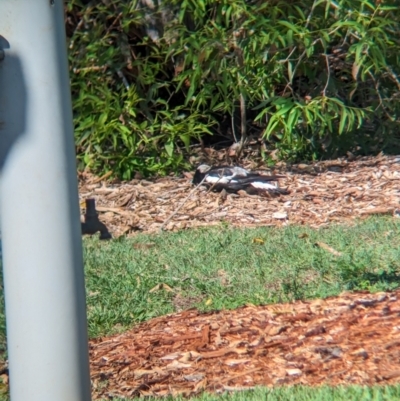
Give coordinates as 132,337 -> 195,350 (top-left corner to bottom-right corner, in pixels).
1,216 -> 400,400
107,385 -> 400,401
83,216 -> 400,338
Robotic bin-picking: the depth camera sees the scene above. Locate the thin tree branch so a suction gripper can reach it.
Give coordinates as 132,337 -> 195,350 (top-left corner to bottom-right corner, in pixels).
231,108 -> 239,143
322,53 -> 331,96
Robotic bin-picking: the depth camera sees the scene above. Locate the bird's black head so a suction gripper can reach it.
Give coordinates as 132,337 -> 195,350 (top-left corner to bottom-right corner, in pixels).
192,164 -> 211,185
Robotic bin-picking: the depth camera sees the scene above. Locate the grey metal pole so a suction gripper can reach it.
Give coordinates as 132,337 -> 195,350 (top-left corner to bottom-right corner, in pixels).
0,1 -> 92,401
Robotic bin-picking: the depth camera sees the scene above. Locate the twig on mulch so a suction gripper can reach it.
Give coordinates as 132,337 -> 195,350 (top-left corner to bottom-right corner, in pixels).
159,176 -> 206,232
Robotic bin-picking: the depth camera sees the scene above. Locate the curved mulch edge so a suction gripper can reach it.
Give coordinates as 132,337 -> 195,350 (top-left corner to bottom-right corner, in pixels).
90,289 -> 400,399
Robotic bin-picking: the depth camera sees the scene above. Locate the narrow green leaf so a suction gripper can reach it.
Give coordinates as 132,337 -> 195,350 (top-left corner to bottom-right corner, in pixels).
339,112 -> 347,135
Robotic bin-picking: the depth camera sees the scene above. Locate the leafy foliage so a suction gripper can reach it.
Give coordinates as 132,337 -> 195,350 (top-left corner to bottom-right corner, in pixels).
66,0 -> 400,177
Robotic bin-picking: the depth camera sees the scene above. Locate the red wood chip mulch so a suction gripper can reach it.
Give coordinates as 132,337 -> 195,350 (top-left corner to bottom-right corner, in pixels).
79,154 -> 400,237
90,290 -> 400,399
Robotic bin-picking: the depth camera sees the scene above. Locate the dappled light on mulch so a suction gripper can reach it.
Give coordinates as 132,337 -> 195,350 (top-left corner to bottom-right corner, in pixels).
79,154 -> 400,238
90,290 -> 400,399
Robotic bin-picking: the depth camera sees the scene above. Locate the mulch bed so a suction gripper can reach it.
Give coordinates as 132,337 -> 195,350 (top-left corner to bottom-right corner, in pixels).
79,153 -> 400,238
90,290 -> 400,399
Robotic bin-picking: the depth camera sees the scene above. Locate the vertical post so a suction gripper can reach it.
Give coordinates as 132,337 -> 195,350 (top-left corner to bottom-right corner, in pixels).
0,1 -> 92,400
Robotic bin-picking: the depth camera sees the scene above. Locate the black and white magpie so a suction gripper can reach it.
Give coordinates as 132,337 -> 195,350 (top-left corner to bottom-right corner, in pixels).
192,164 -> 289,195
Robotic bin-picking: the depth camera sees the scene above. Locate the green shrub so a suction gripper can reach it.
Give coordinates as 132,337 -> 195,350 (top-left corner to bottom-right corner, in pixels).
66,0 -> 400,178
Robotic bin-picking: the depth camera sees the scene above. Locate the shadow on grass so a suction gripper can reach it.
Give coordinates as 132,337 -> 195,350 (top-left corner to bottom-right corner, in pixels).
344,268 -> 400,292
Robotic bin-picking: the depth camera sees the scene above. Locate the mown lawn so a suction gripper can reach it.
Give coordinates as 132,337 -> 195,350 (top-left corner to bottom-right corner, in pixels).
83,216 -> 400,338
105,385 -> 400,401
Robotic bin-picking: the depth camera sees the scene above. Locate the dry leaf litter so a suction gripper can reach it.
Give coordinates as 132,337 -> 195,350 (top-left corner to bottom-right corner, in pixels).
82,154 -> 400,398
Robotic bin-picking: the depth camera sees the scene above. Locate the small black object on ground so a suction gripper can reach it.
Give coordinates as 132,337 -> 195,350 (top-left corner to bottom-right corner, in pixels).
81,198 -> 112,240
